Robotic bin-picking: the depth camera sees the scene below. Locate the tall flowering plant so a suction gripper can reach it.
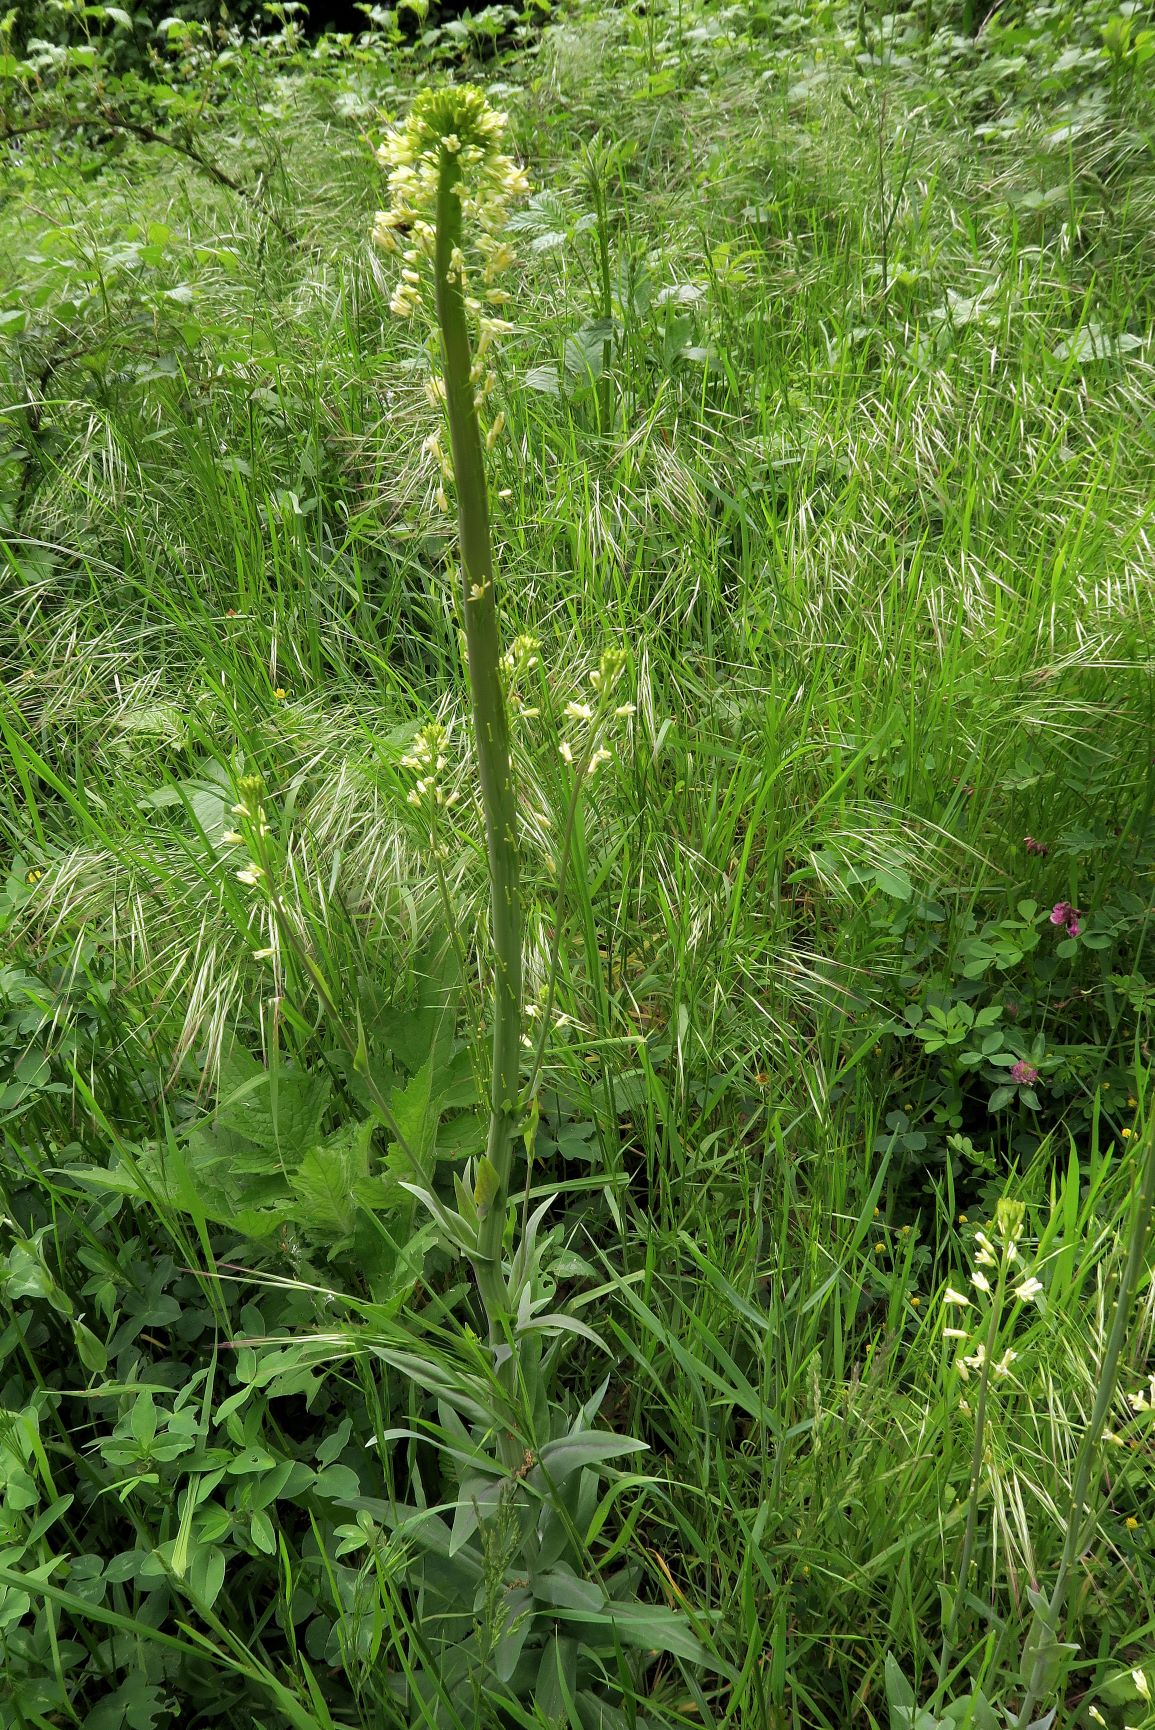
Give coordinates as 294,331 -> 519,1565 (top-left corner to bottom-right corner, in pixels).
375,89 -> 530,1357
226,88 -> 710,1707
373,88 -> 631,1360
361,86 -> 715,1702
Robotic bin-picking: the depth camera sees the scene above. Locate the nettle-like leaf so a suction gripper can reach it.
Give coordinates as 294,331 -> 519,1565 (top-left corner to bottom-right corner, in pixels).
290,1118 -> 395,1239
215,1046 -> 330,1164
506,188 -> 574,253
370,941 -> 460,1076
525,319 -> 616,397
386,1055 -> 442,1178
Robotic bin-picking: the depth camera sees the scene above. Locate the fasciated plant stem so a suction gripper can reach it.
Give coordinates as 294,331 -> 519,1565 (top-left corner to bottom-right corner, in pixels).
432,150 -> 523,1342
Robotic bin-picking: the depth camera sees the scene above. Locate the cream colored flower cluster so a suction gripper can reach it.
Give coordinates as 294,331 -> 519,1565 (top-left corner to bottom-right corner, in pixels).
501,633 -> 541,721
373,85 -> 529,470
942,1197 -> 1042,1386
558,648 -> 635,777
401,721 -> 455,811
224,774 -> 273,891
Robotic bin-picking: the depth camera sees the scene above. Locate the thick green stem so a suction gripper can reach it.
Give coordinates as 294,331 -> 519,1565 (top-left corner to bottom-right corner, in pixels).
1014,1119 -> 1155,1729
433,152 -> 523,1342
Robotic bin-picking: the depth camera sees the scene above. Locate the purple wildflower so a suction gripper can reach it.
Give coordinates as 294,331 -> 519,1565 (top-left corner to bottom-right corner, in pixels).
1011,1061 -> 1039,1086
1024,836 -> 1049,857
1049,901 -> 1083,938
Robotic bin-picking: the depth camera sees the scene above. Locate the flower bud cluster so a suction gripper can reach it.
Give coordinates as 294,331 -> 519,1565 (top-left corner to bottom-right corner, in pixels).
558,647 -> 636,777
401,722 -> 458,857
373,86 -> 529,462
401,721 -> 454,809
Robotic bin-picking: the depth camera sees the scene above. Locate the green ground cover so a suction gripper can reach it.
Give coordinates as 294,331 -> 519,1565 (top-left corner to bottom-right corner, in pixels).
1,0 -> 1154,1724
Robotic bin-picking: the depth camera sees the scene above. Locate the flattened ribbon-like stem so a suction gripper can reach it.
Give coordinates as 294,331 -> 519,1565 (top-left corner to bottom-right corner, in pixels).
432,147 -> 523,1341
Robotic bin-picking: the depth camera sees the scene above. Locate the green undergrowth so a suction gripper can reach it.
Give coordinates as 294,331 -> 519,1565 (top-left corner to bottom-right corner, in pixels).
1,0 -> 1154,1725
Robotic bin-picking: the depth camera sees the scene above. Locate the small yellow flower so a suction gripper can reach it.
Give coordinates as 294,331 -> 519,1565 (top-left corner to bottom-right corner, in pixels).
958,1213 -> 968,1225
25,867 -> 43,884
1127,1096 -> 1138,1107
1122,1126 -> 1133,1138
873,1206 -> 880,1219
910,1295 -> 921,1307
274,687 -> 287,701
1126,1516 -> 1140,1531
874,1242 -> 885,1255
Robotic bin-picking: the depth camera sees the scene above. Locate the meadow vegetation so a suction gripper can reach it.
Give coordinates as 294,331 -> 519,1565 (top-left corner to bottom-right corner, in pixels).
1,0 -> 1154,1725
